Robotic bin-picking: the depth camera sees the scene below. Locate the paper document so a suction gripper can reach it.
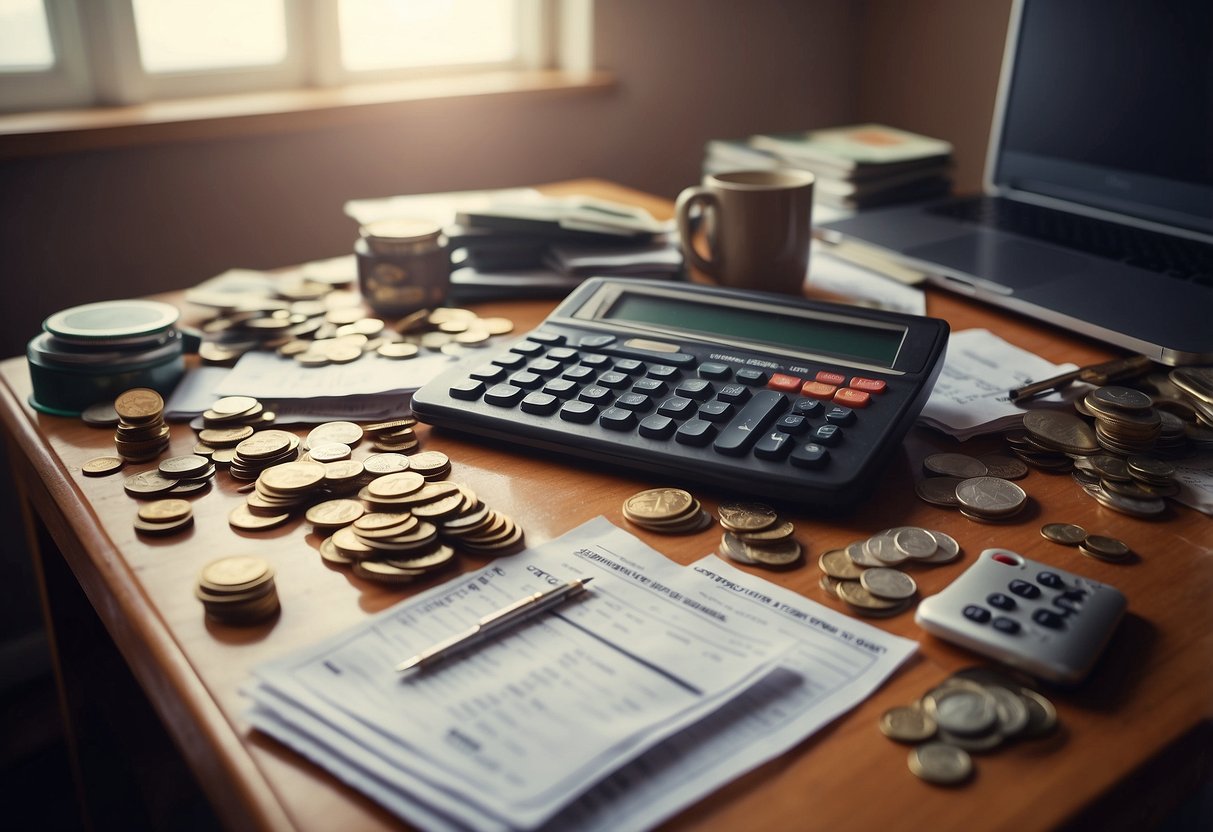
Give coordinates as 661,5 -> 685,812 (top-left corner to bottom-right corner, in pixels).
247,518 -> 915,830
807,241 -> 926,315
918,329 -> 1082,440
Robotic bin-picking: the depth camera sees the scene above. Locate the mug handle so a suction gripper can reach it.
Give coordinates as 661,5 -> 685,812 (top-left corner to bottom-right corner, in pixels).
675,186 -> 720,279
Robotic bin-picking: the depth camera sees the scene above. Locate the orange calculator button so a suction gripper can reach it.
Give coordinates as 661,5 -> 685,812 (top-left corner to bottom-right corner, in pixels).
767,373 -> 802,392
815,370 -> 846,386
849,377 -> 887,394
833,388 -> 871,408
801,381 -> 837,400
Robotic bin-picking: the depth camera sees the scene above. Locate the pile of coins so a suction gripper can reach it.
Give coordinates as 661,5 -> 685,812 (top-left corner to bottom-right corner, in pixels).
113,388 -> 170,462
1040,523 -> 1133,563
229,429 -> 302,480
1071,453 -> 1177,518
819,527 -> 961,617
916,453 -> 1029,522
621,488 -> 713,534
197,395 -> 275,431
230,460 -> 328,531
1079,386 -> 1164,455
133,497 -> 195,536
155,453 -> 216,495
195,555 -> 280,625
716,503 -> 803,569
363,417 -> 419,453
879,667 -> 1058,785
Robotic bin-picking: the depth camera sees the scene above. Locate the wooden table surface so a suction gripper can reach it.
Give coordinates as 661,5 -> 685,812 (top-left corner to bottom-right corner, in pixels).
2,180 -> 1210,831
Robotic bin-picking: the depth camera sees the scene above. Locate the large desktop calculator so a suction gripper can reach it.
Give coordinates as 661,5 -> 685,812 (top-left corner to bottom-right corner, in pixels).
412,278 -> 949,508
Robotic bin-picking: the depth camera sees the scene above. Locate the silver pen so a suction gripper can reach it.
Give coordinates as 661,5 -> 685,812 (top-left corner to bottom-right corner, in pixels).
395,577 -> 593,673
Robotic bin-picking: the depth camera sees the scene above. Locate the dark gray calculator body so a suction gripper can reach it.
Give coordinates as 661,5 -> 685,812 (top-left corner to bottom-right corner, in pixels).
412,278 -> 949,508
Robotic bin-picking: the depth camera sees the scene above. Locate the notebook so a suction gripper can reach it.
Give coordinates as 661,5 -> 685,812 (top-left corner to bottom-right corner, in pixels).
817,0 -> 1213,366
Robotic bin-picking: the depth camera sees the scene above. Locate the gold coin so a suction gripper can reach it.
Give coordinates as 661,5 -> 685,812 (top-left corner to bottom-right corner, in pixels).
305,499 -> 365,529
83,456 -> 125,477
367,471 -> 426,500
836,580 -> 902,611
211,395 -> 258,416
879,705 -> 937,743
114,388 -> 164,423
228,504 -> 291,531
907,743 -> 973,785
257,461 -> 327,495
1080,534 -> 1132,561
306,421 -> 364,448
623,487 -> 696,522
353,559 -> 424,584
742,538 -> 802,568
332,526 -> 375,558
200,555 -> 272,593
198,425 -> 256,447
1040,523 -> 1087,545
133,513 -> 194,536
818,549 -> 865,580
477,317 -> 514,336
408,451 -> 451,476
138,498 -> 192,524
717,502 -> 778,532
235,430 -> 296,460
735,520 -> 796,542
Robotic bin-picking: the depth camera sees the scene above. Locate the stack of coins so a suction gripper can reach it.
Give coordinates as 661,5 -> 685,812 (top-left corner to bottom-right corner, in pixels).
953,476 -> 1029,522
360,470 -> 427,510
879,667 -> 1057,785
716,502 -> 803,569
1070,453 -> 1176,517
916,452 -> 1031,516
819,527 -> 961,617
196,423 -> 256,470
622,488 -> 713,534
199,395 -> 273,431
134,498 -> 195,536
441,488 -> 525,555
229,460 -> 328,530
1039,523 -> 1134,563
319,458 -> 367,496
157,454 -> 216,495
363,417 -> 419,453
229,429 -> 301,481
1079,386 -> 1162,454
113,388 -> 170,462
407,450 -> 451,480
195,555 -> 280,624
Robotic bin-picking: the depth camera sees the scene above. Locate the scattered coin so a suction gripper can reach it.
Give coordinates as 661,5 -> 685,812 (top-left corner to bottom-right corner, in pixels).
860,567 -> 918,600
623,488 -> 710,534
879,705 -> 937,743
83,456 -> 125,477
954,476 -> 1028,521
1040,523 -> 1087,546
1079,534 -> 1133,563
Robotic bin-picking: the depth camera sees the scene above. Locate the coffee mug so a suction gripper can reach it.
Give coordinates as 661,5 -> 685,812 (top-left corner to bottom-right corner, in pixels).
675,169 -> 815,295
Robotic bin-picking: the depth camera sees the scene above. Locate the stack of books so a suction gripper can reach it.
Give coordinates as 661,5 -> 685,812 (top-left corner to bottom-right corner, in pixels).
704,124 -> 953,211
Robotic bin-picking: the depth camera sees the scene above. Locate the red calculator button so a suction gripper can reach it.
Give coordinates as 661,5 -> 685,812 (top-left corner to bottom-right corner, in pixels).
815,370 -> 846,386
801,381 -> 837,400
767,373 -> 802,392
833,388 -> 871,408
849,377 -> 887,394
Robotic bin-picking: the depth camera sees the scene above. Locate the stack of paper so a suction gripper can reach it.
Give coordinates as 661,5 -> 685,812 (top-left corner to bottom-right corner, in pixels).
247,518 -> 916,830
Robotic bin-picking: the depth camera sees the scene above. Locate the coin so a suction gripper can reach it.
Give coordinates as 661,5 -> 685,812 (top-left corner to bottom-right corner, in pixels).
1126,455 -> 1176,483
198,425 -> 256,447
894,527 -> 937,559
83,456 -> 125,477
199,555 -> 272,594
258,461 -> 327,495
879,705 -> 937,743
306,421 -> 364,448
735,520 -> 796,542
1023,410 -> 1099,454
915,476 -> 963,507
717,502 -> 778,532
228,504 -> 291,531
1040,523 -> 1087,545
1089,385 -> 1153,412
305,499 -> 365,530
835,580 -> 904,614
318,535 -> 354,565
623,488 -> 696,523
211,395 -> 259,416
158,455 -> 211,479
81,402 -> 120,427
955,476 -> 1028,518
923,686 -> 998,736
307,442 -> 352,463
977,454 -> 1028,480
363,452 -> 411,476
860,567 -> 917,600
907,743 -> 973,785
123,470 -> 179,497
923,530 -> 962,564
742,538 -> 802,568
367,471 -> 426,500
408,451 -> 451,479
1080,534 -> 1132,561
818,549 -> 865,580
923,453 -> 987,479
378,342 -> 420,359
719,532 -> 754,565
133,513 -> 194,535
114,388 -> 164,423
138,498 -> 192,524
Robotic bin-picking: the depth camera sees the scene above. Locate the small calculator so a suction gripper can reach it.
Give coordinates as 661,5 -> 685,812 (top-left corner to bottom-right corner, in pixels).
915,549 -> 1127,684
412,278 -> 948,507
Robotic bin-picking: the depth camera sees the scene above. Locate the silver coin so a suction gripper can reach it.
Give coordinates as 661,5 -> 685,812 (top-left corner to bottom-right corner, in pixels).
955,476 -> 1028,517
866,531 -> 908,565
907,743 -> 973,785
923,530 -> 962,564
924,686 -> 998,736
846,540 -> 883,568
859,567 -> 917,600
923,453 -> 988,479
1089,385 -> 1153,412
893,527 -> 938,559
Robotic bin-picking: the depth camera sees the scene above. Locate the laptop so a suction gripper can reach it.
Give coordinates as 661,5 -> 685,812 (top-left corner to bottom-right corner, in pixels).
817,0 -> 1213,366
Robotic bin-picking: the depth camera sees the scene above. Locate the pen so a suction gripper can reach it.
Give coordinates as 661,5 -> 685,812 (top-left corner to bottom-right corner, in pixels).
395,577 -> 593,673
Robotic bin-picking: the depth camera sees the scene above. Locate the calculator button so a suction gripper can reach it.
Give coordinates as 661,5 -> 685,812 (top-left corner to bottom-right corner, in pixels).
484,384 -> 525,407
542,378 -> 578,399
579,353 -> 612,368
753,431 -> 793,460
712,390 -> 788,456
491,353 -> 528,370
508,370 -> 543,390
1032,609 -> 1066,629
833,388 -> 870,408
449,379 -> 485,400
1009,579 -> 1042,599
578,334 -> 616,349
527,331 -> 564,345
676,379 -> 715,401
963,605 -> 992,624
987,592 -> 1016,611
716,384 -> 751,404
1036,571 -> 1065,590
802,381 -> 837,400
600,407 -> 638,431
558,401 -> 597,423
511,340 -> 545,356
631,378 -> 668,397
562,365 -> 595,383
610,344 -> 696,366
789,442 -> 830,469
657,396 -> 696,419
469,365 -> 506,383
850,377 -> 887,394
698,401 -> 734,422
520,392 -> 559,415
646,364 -> 681,381
621,337 -> 681,354
824,406 -> 855,425
578,385 -> 613,406
675,419 -> 717,446
767,373 -> 802,393
792,398 -> 822,417
638,414 -> 676,439
775,414 -> 809,435
1053,596 -> 1081,615
993,617 -> 1021,635
615,393 -> 652,412
812,424 -> 842,446
735,368 -> 769,386
545,347 -> 579,363
597,371 -> 630,389
699,362 -> 732,380
528,358 -> 561,375
815,370 -> 846,385
613,358 -> 645,375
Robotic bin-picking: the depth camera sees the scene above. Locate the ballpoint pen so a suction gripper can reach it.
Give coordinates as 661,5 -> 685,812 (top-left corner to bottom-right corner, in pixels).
395,577 -> 593,673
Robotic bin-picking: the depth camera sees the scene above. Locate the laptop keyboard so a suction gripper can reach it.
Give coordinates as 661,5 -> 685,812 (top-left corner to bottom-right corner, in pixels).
928,197 -> 1213,286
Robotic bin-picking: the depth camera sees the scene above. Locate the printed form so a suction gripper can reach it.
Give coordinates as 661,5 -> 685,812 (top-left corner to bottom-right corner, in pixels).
248,518 -> 916,830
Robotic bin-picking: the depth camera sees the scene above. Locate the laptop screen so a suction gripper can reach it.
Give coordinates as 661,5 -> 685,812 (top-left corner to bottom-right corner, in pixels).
993,0 -> 1213,234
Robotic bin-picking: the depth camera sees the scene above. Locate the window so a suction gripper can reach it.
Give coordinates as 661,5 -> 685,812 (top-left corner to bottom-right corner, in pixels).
0,0 -> 591,113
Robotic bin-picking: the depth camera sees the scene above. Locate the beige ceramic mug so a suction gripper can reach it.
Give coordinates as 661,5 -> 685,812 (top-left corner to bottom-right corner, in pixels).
675,169 -> 815,295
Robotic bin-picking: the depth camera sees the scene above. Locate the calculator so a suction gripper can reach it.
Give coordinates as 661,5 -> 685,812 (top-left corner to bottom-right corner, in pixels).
412,278 -> 949,507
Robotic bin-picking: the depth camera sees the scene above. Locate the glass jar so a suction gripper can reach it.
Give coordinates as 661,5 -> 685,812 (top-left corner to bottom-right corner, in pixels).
355,219 -> 450,316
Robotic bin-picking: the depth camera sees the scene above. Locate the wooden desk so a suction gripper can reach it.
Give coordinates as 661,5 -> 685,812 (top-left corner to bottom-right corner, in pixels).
2,180 -> 1210,831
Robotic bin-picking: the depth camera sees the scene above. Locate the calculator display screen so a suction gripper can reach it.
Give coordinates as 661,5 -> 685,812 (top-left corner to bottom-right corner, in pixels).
602,290 -> 906,367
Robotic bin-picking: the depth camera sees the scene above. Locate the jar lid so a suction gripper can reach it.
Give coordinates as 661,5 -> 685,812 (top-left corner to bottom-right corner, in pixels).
360,218 -> 442,243
43,299 -> 180,346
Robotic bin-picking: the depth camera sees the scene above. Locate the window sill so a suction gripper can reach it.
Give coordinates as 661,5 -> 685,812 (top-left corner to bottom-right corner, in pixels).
0,69 -> 614,161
